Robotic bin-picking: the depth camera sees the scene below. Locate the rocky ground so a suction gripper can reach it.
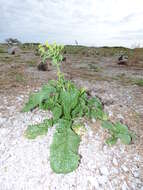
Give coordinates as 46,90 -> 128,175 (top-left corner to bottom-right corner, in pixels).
0,45 -> 143,190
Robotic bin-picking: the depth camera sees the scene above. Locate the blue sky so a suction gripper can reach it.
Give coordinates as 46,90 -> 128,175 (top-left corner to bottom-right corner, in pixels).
0,0 -> 143,47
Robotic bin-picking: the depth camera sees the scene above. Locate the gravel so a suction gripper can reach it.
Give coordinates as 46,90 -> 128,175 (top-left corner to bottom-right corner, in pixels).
0,91 -> 143,190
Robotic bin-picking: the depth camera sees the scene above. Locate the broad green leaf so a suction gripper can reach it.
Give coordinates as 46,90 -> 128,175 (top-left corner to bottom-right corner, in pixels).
102,121 -> 114,130
102,121 -> 133,146
60,91 -> 71,119
60,89 -> 79,119
50,121 -> 80,174
70,88 -> 80,109
41,84 -> 56,94
53,105 -> 62,121
22,85 -> 56,112
106,137 -> 118,146
79,97 -> 86,107
81,92 -> 88,101
91,108 -> 105,120
56,119 -> 71,131
44,118 -> 54,127
71,104 -> 84,118
85,106 -> 91,118
41,98 -> 55,110
117,134 -> 131,145
71,105 -> 81,118
22,93 -> 42,112
48,80 -> 57,87
88,97 -> 102,109
25,121 -> 48,139
114,122 -> 129,134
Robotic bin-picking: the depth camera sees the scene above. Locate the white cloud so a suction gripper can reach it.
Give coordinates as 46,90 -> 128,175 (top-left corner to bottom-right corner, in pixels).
0,0 -> 143,47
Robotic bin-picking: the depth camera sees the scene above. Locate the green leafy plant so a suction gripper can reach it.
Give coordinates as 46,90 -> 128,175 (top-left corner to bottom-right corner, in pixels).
23,41 -> 134,174
102,121 -> 135,146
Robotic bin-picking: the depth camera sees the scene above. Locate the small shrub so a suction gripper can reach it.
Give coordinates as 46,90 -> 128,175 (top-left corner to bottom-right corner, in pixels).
5,38 -> 21,45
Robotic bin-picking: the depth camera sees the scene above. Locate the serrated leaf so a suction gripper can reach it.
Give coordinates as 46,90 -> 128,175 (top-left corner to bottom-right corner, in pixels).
50,121 -> 80,174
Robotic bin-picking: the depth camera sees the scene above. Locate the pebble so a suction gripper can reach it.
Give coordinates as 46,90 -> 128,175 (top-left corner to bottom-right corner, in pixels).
132,171 -> 140,178
117,114 -> 124,120
0,117 -> 7,125
100,166 -> 109,176
122,165 -> 129,172
122,182 -> 129,190
98,175 -> 108,184
88,176 -> 100,188
91,118 -> 96,123
112,167 -> 119,174
113,158 -> 118,166
108,110 -> 113,117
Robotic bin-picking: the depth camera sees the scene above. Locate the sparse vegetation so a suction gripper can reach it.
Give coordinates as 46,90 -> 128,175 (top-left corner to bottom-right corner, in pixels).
15,74 -> 26,83
132,78 -> 143,86
89,64 -> 101,72
0,47 -> 6,53
26,60 -> 36,67
128,48 -> 143,66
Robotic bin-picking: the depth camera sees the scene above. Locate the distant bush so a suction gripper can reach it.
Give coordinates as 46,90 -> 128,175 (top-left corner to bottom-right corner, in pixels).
5,38 -> 21,45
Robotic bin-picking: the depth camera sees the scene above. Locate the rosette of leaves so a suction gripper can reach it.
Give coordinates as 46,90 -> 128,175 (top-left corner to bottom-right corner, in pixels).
22,78 -> 107,173
102,121 -> 135,146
